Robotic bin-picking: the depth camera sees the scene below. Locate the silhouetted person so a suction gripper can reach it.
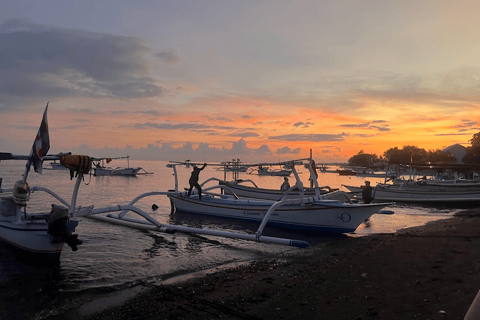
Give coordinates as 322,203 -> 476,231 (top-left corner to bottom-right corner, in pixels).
187,163 -> 207,199
280,177 -> 290,191
362,180 -> 373,204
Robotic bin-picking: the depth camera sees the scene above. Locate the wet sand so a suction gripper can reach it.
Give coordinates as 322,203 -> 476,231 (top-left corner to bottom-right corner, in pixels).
47,210 -> 480,320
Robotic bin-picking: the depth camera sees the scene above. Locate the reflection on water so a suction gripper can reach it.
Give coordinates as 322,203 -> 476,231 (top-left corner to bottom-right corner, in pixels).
0,160 -> 461,318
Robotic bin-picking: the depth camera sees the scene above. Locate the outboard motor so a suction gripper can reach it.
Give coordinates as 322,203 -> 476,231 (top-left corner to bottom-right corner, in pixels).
47,204 -> 83,251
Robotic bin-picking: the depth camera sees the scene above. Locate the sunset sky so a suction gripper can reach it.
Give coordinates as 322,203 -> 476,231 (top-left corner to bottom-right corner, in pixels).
1,0 -> 480,163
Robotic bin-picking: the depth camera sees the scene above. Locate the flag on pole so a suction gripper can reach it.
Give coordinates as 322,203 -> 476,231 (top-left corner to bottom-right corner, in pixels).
31,103 -> 50,173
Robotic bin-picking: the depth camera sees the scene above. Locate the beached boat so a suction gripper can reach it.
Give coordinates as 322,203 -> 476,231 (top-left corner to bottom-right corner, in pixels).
93,156 -> 150,176
168,191 -> 392,234
166,160 -> 393,234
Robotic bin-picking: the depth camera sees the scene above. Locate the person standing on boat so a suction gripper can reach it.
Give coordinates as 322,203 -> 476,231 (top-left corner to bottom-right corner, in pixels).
187,163 -> 207,199
280,177 -> 290,191
362,180 -> 373,204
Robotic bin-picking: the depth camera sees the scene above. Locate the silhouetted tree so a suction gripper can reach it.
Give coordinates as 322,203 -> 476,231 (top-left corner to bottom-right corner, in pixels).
463,132 -> 480,164
384,145 -> 427,164
426,149 -> 456,163
348,150 -> 381,167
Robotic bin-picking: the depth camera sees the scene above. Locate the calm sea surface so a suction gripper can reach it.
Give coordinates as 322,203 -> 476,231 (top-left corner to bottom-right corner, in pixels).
0,160 -> 466,319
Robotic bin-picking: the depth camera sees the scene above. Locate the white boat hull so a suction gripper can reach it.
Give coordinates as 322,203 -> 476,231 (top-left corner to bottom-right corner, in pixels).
256,170 -> 292,176
168,194 -> 390,234
43,163 -> 68,170
343,184 -> 480,204
222,183 -> 319,200
0,196 -> 80,260
94,167 -> 141,176
220,182 -> 349,202
0,220 -> 65,258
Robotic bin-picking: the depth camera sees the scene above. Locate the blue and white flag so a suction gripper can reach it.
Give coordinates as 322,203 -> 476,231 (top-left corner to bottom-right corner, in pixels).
31,103 -> 50,173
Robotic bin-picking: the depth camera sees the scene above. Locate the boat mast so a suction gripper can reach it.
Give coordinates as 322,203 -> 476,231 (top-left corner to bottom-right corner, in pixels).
70,173 -> 84,215
310,149 -> 313,188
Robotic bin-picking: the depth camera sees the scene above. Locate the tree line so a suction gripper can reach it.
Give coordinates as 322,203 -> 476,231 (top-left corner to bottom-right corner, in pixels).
348,132 -> 480,167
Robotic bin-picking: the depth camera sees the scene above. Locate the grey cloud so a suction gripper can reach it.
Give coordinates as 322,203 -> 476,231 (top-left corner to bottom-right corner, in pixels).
435,133 -> 470,136
255,145 -> 272,155
215,116 -> 233,122
135,122 -> 237,131
339,123 -> 371,128
134,109 -> 172,116
204,115 -> 233,122
0,19 -> 166,109
370,125 -> 390,132
340,122 -> 390,132
269,133 -> 346,142
229,132 -> 259,138
155,49 -> 180,64
276,146 -> 302,155
228,138 -> 252,156
293,121 -> 314,128
137,122 -> 211,130
453,120 -> 479,129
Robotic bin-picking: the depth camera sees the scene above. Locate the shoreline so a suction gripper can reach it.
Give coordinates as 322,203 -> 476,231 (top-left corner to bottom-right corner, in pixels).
43,210 -> 480,320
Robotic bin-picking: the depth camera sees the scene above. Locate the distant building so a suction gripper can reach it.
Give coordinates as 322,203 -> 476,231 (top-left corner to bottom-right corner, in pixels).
443,143 -> 467,163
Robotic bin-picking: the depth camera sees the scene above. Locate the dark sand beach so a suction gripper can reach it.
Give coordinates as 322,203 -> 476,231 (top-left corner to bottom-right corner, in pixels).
46,210 -> 480,320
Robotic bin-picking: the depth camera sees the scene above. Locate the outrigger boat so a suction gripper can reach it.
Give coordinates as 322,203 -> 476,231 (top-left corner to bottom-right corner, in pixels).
198,159 -> 348,202
93,156 -> 151,176
217,159 -> 248,172
43,160 -> 67,170
248,165 -> 292,176
217,179 -> 342,201
165,160 -> 394,234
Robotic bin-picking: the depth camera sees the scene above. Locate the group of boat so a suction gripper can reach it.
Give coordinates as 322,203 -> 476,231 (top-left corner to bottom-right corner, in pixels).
0,105 -> 398,261
343,165 -> 480,205
333,167 -> 398,178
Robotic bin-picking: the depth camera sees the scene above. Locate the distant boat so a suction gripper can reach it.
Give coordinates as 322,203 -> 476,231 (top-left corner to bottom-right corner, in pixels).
43,160 -> 67,170
218,160 -> 248,172
337,169 -> 357,176
93,156 -> 150,176
249,165 -> 292,176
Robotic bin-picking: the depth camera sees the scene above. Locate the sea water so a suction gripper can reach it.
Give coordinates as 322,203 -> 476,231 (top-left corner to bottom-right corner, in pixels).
0,160 -> 464,319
